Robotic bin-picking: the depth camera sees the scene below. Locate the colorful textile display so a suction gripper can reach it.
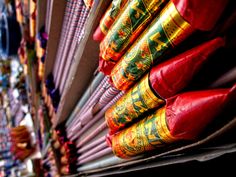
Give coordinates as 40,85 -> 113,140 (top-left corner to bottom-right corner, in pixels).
66,72 -> 105,127
93,0 -> 129,41
106,74 -> 164,133
110,1 -> 194,90
99,0 -> 167,74
106,37 -> 225,134
111,85 -> 236,158
110,0 -> 229,90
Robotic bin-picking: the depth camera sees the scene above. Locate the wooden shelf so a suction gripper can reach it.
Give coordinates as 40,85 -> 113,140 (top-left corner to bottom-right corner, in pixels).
53,0 -> 110,126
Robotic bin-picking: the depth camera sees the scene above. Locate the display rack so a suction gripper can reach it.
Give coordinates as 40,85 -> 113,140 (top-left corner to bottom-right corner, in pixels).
24,0 -> 236,176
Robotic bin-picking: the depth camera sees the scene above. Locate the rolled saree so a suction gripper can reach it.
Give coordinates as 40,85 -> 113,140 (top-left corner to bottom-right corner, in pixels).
110,0 -> 229,90
106,37 -> 225,134
93,0 -> 129,42
99,0 -> 168,61
111,84 -> 236,158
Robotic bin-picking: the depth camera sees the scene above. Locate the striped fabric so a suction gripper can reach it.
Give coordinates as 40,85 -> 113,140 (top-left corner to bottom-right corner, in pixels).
66,72 -> 104,127
96,86 -> 120,110
54,0 -> 85,89
59,5 -> 90,93
67,76 -> 109,131
70,91 -> 124,141
52,0 -> 74,81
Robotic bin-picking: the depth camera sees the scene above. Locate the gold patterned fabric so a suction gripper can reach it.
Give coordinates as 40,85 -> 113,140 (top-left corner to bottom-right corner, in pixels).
106,74 -> 164,134
111,107 -> 176,158
110,1 -> 194,91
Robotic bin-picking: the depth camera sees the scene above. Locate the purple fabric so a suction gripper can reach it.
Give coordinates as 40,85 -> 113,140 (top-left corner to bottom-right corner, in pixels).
77,147 -> 112,165
67,76 -> 109,134
75,5 -> 90,43
55,0 -> 85,89
78,77 -> 110,116
96,86 -> 120,110
77,122 -> 107,148
79,106 -> 94,126
78,141 -> 108,161
59,5 -> 90,93
77,136 -> 106,154
71,91 -> 124,141
53,0 -> 75,82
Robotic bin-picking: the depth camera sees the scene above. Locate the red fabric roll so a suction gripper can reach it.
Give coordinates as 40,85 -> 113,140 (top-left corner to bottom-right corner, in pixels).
172,0 -> 229,31
166,84 -> 236,140
93,27 -> 106,42
149,37 -> 225,99
99,58 -> 116,75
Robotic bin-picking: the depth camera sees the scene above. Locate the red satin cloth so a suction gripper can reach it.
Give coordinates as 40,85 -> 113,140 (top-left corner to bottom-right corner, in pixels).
93,27 -> 106,42
99,58 -> 116,75
172,0 -> 229,31
149,37 -> 225,99
166,84 -> 236,140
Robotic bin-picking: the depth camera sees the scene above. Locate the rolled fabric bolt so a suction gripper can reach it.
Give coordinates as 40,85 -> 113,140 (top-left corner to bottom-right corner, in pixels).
76,155 -> 125,172
110,1 -> 194,90
53,0 -> 79,88
111,0 -> 229,91
67,76 -> 109,131
94,86 -> 121,113
74,6 -> 91,43
69,80 -> 111,134
71,92 -> 124,141
106,74 -> 164,134
76,76 -> 110,118
77,122 -> 107,148
78,141 -> 108,161
100,0 -> 167,62
66,72 -> 105,127
93,0 -> 129,42
106,37 -> 225,134
78,136 -> 106,154
149,37 -> 225,98
79,86 -> 120,126
77,147 -> 112,165
52,0 -> 74,79
58,1 -> 86,93
111,85 -> 236,158
55,1 -> 84,90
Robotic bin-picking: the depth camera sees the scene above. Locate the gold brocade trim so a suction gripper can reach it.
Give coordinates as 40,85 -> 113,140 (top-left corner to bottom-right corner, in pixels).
111,107 -> 177,158
106,74 -> 164,133
157,108 -> 176,143
99,3 -> 113,35
160,1 -> 193,46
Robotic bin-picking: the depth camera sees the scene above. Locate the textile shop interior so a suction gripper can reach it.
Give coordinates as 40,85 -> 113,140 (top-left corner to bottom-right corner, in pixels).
0,0 -> 236,176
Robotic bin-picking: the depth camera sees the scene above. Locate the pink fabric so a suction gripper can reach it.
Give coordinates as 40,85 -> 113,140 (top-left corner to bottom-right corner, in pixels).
77,136 -> 106,154
77,147 -> 112,165
77,122 -> 107,148
78,141 -> 108,161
